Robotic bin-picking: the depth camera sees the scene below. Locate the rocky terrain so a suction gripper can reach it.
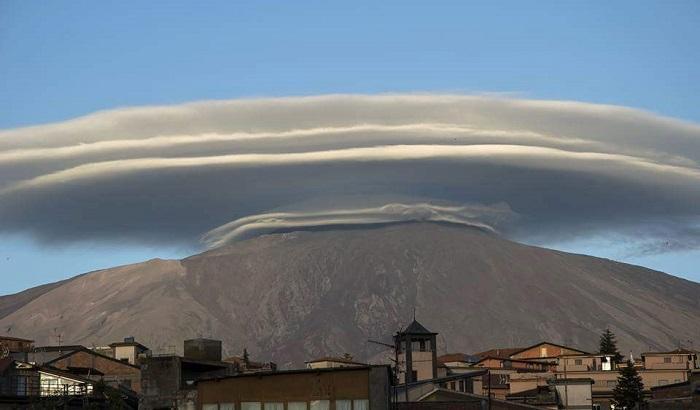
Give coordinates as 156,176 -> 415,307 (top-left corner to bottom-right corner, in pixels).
1,222 -> 699,367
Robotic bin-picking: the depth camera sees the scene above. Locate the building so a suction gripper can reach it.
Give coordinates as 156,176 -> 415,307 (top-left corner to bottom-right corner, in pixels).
306,355 -> 367,369
394,319 -> 438,384
0,358 -> 137,408
109,336 -> 150,365
0,335 -> 34,361
509,342 -> 588,362
43,347 -> 142,392
642,348 -> 699,371
648,369 -> 700,409
196,365 -> 392,410
140,339 -> 239,410
224,354 -> 278,373
394,370 -> 486,402
437,353 -> 479,373
555,351 -> 695,409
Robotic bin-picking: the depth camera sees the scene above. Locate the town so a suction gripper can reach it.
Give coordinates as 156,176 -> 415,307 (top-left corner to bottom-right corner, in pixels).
1,319 -> 697,409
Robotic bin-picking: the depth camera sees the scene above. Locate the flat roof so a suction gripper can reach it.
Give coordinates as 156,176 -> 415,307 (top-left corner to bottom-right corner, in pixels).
197,364 -> 390,383
0,335 -> 34,343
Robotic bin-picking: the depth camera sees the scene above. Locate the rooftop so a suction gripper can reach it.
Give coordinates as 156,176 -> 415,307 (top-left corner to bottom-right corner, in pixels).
642,348 -> 698,356
305,356 -> 367,366
398,319 -> 436,335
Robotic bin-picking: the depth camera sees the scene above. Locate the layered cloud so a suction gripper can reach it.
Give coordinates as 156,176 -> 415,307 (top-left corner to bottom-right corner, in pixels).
1,94 -> 699,250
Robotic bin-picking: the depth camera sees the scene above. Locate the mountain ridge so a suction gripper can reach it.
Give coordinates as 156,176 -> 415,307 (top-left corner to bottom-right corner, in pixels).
1,223 -> 699,367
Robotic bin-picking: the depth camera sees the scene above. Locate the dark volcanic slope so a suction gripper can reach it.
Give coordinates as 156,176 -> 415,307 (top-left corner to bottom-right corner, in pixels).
1,223 -> 698,366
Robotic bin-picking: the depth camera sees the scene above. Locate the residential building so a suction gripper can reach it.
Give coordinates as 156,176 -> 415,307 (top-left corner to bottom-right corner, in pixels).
437,353 -> 479,373
509,342 -> 588,362
642,348 -> 699,371
648,369 -> 700,409
196,365 -> 392,410
0,335 -> 34,361
41,346 -> 142,393
109,336 -> 150,365
394,370 -> 486,402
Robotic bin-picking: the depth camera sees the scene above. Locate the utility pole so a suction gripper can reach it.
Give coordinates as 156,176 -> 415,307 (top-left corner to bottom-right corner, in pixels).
563,357 -> 569,409
368,339 -> 402,407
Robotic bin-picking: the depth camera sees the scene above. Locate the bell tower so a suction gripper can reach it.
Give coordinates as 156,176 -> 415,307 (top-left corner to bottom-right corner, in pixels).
394,318 -> 438,383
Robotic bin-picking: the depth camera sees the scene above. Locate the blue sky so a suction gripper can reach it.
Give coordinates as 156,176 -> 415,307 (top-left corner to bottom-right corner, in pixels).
1,0 -> 699,293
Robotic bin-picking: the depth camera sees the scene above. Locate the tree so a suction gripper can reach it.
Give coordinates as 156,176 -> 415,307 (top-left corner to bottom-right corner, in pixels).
599,328 -> 623,364
612,360 -> 645,409
243,347 -> 250,368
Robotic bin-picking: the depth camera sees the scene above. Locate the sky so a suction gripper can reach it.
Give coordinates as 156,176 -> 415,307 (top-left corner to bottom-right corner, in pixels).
1,0 -> 699,294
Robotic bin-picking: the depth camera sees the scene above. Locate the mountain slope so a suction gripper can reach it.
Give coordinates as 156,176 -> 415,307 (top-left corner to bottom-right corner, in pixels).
1,223 -> 698,366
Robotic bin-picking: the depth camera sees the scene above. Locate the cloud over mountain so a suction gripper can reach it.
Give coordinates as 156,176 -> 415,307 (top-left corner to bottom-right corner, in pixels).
1,94 -> 699,249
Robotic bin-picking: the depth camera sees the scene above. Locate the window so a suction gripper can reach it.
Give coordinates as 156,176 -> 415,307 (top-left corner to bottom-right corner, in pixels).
221,404 -> 235,410
203,405 -> 218,410
353,400 -> 368,410
288,402 -> 307,410
575,359 -> 583,366
459,380 -> 465,392
310,400 -> 329,410
335,400 -> 351,410
664,357 -> 672,363
16,376 -> 27,396
265,403 -> 283,410
243,403 -> 262,410
450,381 -> 456,390
411,370 -> 418,381
419,340 -> 426,351
540,347 -> 548,357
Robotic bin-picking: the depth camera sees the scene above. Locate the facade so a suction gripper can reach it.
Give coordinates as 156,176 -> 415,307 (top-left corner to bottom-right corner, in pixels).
510,342 -> 588,362
0,335 -> 34,361
109,336 -> 150,365
648,369 -> 700,409
196,365 -> 392,410
140,339 -> 240,410
642,349 -> 699,371
185,338 -> 223,362
394,320 -> 438,384
44,347 -> 142,393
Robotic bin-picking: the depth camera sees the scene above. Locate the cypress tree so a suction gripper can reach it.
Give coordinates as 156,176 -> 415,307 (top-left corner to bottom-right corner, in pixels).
612,360 -> 645,409
599,328 -> 624,363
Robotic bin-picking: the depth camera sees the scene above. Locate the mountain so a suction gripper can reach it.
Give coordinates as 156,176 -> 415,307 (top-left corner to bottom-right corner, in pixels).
1,223 -> 699,367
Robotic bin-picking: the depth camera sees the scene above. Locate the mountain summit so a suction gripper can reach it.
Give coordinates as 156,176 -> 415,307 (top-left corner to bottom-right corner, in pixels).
1,223 -> 698,366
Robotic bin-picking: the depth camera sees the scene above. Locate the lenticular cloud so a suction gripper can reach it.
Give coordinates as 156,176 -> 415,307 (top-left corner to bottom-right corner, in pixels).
0,94 -> 699,250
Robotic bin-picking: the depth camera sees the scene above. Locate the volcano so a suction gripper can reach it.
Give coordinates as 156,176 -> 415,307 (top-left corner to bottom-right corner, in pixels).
1,223 -> 698,367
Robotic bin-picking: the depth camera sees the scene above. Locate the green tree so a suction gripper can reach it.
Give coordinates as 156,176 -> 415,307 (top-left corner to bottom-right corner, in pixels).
612,360 -> 645,409
599,328 -> 624,363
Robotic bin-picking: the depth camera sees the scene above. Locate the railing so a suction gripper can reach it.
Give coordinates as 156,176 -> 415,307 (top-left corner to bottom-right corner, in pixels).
0,376 -> 93,398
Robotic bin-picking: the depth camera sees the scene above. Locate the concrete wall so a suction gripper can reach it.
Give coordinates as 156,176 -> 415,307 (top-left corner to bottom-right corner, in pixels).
553,383 -> 592,409
114,345 -> 137,365
141,356 -> 183,410
184,339 -> 222,362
